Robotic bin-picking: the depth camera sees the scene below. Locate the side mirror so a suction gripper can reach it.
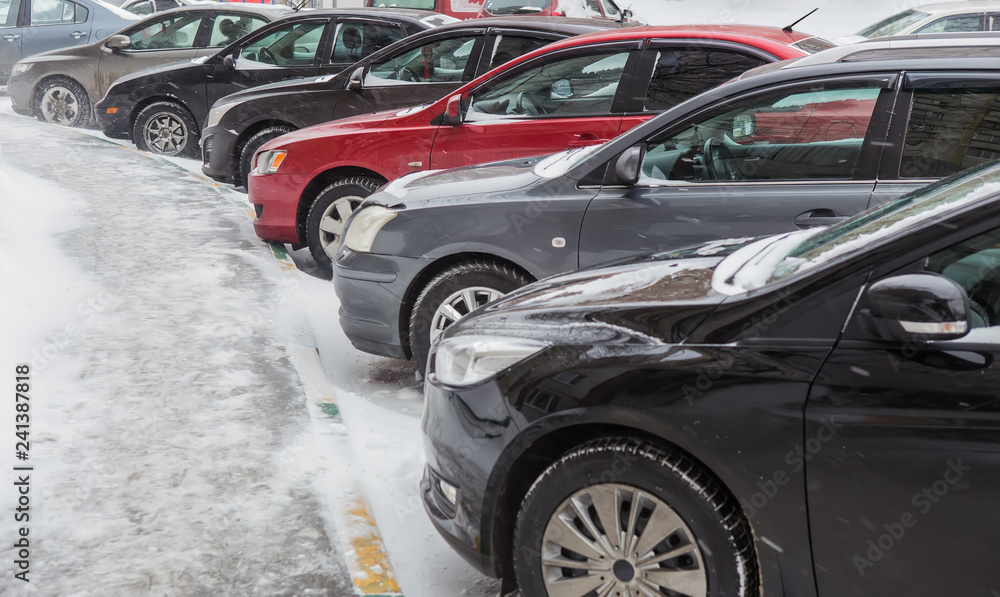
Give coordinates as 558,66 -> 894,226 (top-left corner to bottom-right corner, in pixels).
347,66 -> 364,92
222,54 -> 236,70
867,273 -> 970,342
441,94 -> 463,126
732,113 -> 755,140
105,34 -> 132,50
614,145 -> 645,185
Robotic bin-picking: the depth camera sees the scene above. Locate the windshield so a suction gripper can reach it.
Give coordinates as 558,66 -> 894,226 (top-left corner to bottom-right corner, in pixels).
857,9 -> 929,38
484,0 -> 551,15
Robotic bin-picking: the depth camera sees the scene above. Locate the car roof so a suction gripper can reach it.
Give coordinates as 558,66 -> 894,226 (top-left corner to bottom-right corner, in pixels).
432,15 -> 620,36
544,24 -> 817,52
289,7 -> 448,21
153,3 -> 293,17
902,1 -> 1000,15
769,31 -> 1000,70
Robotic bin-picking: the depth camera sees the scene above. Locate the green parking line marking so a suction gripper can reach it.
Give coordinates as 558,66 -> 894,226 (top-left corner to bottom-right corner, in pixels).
319,402 -> 342,422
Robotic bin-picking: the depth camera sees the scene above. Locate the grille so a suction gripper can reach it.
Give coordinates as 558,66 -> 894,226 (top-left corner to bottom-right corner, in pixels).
254,203 -> 263,219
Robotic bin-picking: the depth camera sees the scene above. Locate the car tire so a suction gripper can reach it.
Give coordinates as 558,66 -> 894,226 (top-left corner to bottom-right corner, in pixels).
236,125 -> 294,190
409,261 -> 530,373
132,101 -> 199,157
513,438 -> 759,597
305,176 -> 382,268
34,77 -> 91,127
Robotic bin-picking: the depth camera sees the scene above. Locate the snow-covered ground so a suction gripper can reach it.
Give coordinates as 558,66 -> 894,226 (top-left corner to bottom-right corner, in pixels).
0,107 -> 498,596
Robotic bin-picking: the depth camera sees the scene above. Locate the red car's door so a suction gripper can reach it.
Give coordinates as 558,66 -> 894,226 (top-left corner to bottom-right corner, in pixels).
429,44 -> 639,170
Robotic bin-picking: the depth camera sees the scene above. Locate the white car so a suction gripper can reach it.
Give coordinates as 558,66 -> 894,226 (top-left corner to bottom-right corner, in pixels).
840,1 -> 1000,43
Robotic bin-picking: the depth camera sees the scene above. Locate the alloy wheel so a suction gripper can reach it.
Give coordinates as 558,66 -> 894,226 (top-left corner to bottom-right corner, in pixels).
40,86 -> 80,126
317,196 -> 364,259
429,286 -> 504,344
143,112 -> 189,156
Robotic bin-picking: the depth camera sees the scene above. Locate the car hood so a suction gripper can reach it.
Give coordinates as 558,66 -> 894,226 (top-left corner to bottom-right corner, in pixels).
215,72 -> 342,105
19,43 -> 97,63
447,244 -> 756,346
110,58 -> 206,87
368,153 -> 552,207
267,105 -> 418,145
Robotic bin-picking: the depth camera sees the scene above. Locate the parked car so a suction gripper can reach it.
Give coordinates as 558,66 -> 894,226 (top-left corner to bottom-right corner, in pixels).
0,0 -> 138,84
248,24 -> 824,269
419,156 -> 1000,597
331,35 -> 1000,370
840,1 -> 1000,43
476,0 -> 644,24
366,0 -> 480,21
93,8 -> 448,156
119,0 -> 194,16
201,17 -> 619,190
6,3 -> 286,126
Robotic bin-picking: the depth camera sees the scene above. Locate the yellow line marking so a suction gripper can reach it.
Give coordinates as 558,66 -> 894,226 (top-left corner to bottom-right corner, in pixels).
347,500 -> 402,595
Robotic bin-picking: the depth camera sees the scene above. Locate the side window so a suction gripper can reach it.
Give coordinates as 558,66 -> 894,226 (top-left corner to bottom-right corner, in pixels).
30,0 -> 86,25
643,48 -> 766,112
209,14 -> 268,47
600,0 -> 620,19
990,13 -> 1000,31
925,226 -> 1000,331
127,13 -> 202,50
240,20 -> 325,66
467,49 -> 630,120
367,35 -> 478,85
900,88 -> 1000,179
914,13 -> 981,33
126,0 -> 153,16
1,0 -> 21,27
331,21 -> 404,63
487,34 -> 551,70
640,85 -> 882,182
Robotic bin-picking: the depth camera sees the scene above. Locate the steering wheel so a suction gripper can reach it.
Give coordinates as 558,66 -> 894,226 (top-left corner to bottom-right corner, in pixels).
257,47 -> 277,65
393,66 -> 420,82
702,138 -> 744,181
512,91 -> 544,116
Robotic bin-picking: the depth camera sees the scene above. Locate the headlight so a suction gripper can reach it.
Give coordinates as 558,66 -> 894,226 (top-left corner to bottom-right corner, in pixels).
343,205 -> 396,253
432,335 -> 547,388
206,100 -> 241,129
254,150 -> 286,175
11,63 -> 32,77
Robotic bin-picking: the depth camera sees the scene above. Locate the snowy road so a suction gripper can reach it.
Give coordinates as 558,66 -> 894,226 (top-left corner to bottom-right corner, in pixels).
0,111 -> 499,596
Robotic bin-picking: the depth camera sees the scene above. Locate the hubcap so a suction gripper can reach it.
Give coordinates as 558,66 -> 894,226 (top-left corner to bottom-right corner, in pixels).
40,86 -> 80,126
318,196 -> 363,258
143,112 -> 188,156
429,286 -> 504,344
540,483 -> 707,597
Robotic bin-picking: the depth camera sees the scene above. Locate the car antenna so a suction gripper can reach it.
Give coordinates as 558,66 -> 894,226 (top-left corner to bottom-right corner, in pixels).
292,0 -> 308,12
782,7 -> 818,33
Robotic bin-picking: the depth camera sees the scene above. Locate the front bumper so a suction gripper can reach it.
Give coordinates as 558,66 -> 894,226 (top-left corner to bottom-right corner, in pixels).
7,72 -> 34,116
94,97 -> 132,138
247,170 -> 311,244
201,124 -> 239,185
333,249 -> 434,360
421,376 -> 522,578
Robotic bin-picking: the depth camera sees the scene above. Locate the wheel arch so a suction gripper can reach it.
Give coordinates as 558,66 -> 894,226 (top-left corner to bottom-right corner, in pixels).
484,419 -> 754,587
397,252 -> 536,360
232,119 -> 297,180
295,166 -> 388,243
31,74 -> 90,116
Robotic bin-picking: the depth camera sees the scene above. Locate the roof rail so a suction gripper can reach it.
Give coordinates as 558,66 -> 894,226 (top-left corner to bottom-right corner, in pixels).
783,31 -> 1000,69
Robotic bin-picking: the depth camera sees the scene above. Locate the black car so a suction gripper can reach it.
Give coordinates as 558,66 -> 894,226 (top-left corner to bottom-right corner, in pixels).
334,35 -> 1000,371
201,17 -> 619,189
421,159 -> 1000,597
94,8 -> 449,156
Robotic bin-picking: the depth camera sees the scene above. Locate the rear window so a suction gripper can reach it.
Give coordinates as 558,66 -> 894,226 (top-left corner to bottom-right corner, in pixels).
791,36 -> 836,54
857,9 -> 929,38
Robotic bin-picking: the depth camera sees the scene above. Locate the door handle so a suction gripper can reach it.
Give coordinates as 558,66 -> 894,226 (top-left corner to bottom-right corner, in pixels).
70,31 -> 87,39
3,34 -> 20,41
568,133 -> 608,148
794,208 -> 847,228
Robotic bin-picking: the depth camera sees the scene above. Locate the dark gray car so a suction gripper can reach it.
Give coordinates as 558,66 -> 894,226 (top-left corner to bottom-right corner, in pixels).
334,35 -> 1000,370
0,0 -> 137,84
7,3 -> 286,126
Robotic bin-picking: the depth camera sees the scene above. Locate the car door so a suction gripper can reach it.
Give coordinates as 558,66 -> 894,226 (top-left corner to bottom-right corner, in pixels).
206,17 -> 331,110
21,0 -> 92,58
0,0 -> 24,81
805,223 -> 1000,595
334,29 -> 486,120
577,75 -> 898,269
871,72 -> 1000,208
616,40 -> 772,135
430,43 -> 640,170
96,11 -> 206,97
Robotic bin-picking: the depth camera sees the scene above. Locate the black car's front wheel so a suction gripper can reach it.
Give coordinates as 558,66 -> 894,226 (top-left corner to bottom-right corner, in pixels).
132,101 -> 199,157
513,438 -> 759,597
236,125 -> 294,190
409,261 -> 530,373
305,176 -> 382,268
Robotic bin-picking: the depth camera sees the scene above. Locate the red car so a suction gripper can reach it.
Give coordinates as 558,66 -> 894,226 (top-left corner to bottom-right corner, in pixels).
249,25 -> 830,266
